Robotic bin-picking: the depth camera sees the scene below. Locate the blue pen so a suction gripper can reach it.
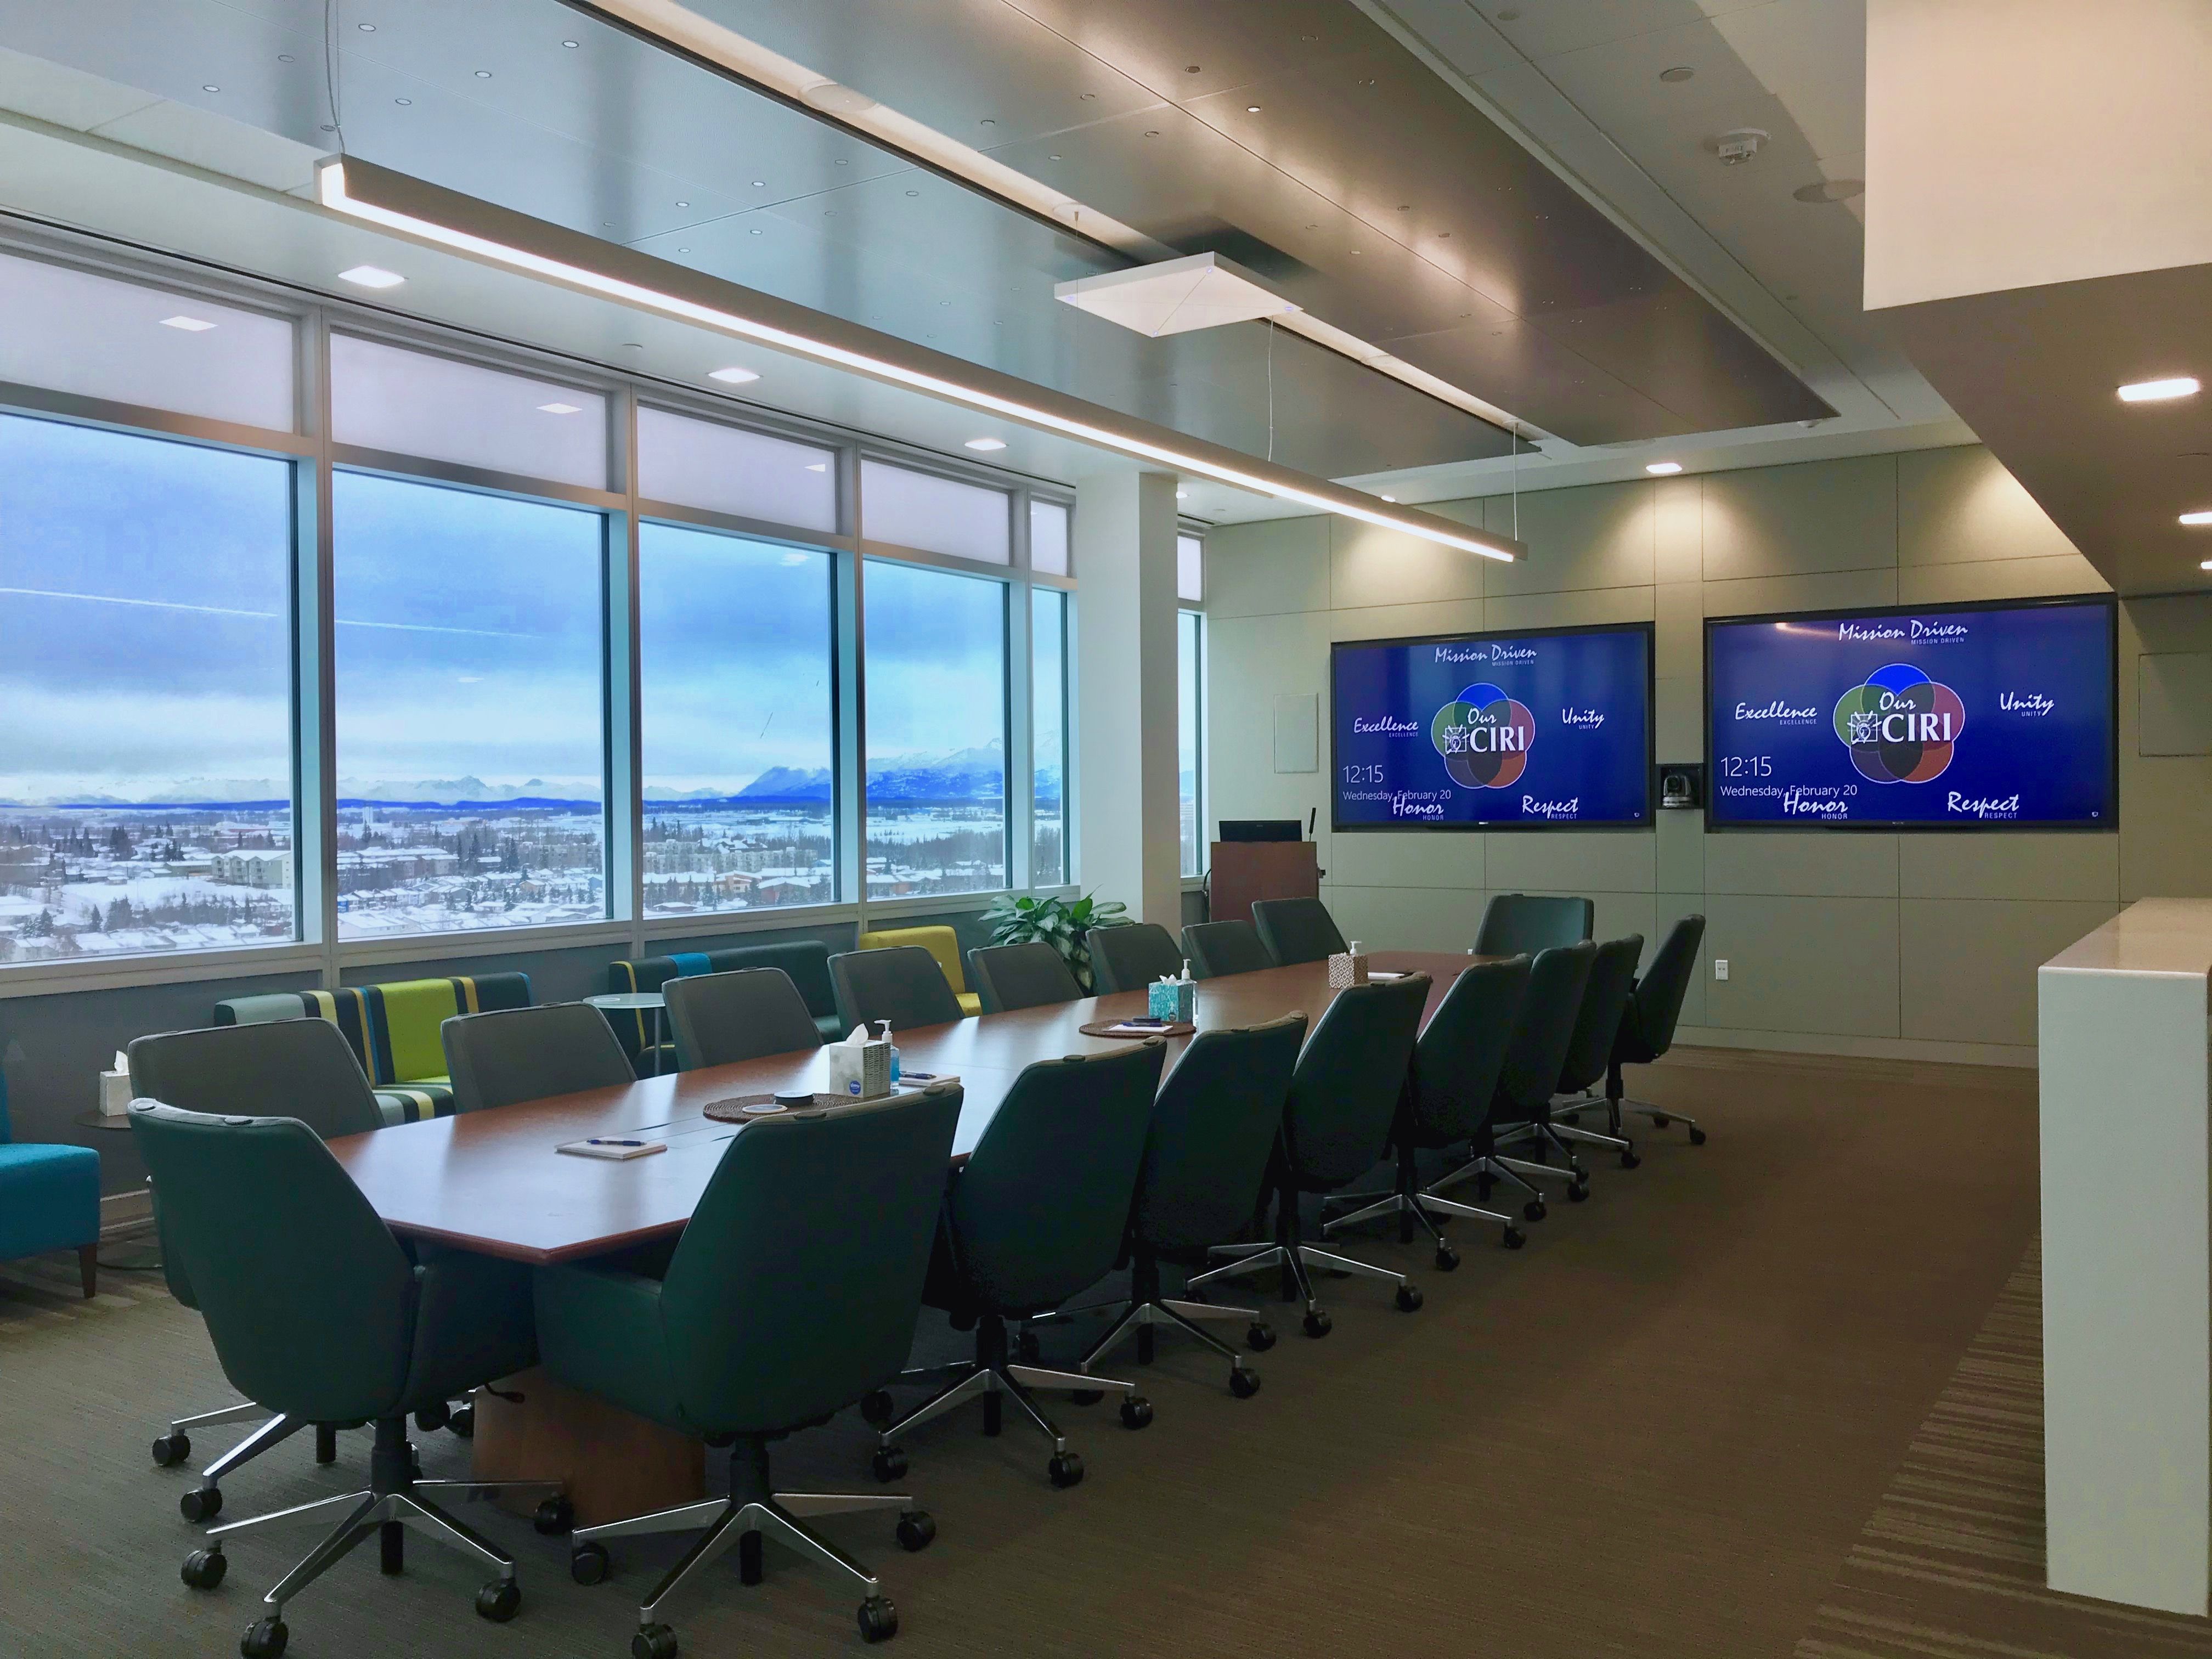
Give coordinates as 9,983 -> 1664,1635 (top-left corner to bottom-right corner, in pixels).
587,1138 -> 646,1147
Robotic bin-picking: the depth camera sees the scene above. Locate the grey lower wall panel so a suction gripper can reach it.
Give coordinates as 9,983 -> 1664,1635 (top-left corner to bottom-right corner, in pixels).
1898,898 -> 2120,1047
1701,894 -> 1901,1038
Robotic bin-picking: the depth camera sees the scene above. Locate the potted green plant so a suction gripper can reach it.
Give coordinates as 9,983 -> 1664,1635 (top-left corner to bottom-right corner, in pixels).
981,891 -> 1128,994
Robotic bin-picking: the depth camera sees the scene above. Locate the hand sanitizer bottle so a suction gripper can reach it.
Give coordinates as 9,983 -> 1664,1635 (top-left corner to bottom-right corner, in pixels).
876,1020 -> 901,1084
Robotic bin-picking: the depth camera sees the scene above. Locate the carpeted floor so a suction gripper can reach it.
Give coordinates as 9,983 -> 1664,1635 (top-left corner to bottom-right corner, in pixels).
0,1047 -> 2164,1659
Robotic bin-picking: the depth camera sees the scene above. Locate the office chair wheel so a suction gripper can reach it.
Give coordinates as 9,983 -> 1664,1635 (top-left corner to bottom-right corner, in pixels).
633,1622 -> 679,1659
1119,1396 -> 1154,1430
860,1390 -> 896,1429
1502,1225 -> 1526,1250
1228,1367 -> 1261,1400
1524,1198 -> 1547,1222
1620,1149 -> 1640,1169
1067,1389 -> 1105,1406
180,1486 -> 223,1523
1014,1329 -> 1042,1363
871,1446 -> 909,1483
1567,1181 -> 1589,1203
414,1401 -> 449,1433
1650,1113 -> 1671,1127
1047,1451 -> 1085,1489
410,1446 -> 424,1480
151,1432 -> 191,1467
475,1577 -> 522,1622
1689,1126 -> 1707,1146
180,1548 -> 227,1590
570,1542 -> 611,1584
859,1594 -> 899,1643
1434,1242 -> 1460,1272
448,1403 -> 475,1438
533,1496 -> 575,1536
1301,1309 -> 1333,1340
1245,1321 -> 1277,1352
1395,1283 -> 1424,1313
896,1509 -> 935,1551
240,1616 -> 287,1659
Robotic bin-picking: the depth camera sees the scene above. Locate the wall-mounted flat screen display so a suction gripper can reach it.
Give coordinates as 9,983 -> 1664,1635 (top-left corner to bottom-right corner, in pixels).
1705,595 -> 2117,830
1330,624 -> 1654,831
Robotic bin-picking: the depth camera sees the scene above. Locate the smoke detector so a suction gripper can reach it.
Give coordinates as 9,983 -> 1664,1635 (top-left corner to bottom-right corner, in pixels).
1712,128 -> 1768,166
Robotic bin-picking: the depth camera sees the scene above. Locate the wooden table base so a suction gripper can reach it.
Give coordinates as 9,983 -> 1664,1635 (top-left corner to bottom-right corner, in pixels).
471,1367 -> 705,1526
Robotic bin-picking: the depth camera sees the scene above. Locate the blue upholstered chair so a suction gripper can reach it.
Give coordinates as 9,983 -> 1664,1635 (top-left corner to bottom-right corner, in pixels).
0,1067 -> 102,1297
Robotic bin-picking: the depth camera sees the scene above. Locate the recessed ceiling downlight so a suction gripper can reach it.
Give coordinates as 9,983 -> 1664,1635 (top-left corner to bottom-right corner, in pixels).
708,366 -> 760,384
2180,510 -> 2212,526
1646,461 -> 1683,476
337,264 -> 405,289
964,437 -> 1007,451
537,402 -> 582,415
160,315 -> 217,331
2120,377 -> 2200,403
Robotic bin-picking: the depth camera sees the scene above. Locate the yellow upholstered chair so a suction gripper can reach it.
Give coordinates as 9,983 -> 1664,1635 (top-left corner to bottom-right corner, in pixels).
856,926 -> 983,1017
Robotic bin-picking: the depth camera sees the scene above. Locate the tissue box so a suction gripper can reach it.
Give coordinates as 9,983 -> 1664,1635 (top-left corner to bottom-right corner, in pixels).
827,1039 -> 893,1100
1327,951 -> 1370,989
99,1069 -> 134,1116
1148,979 -> 1195,1023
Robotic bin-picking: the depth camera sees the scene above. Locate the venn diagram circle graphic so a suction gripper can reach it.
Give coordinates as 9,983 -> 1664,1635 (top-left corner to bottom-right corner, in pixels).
1832,662 -> 1965,784
1430,682 -> 1535,789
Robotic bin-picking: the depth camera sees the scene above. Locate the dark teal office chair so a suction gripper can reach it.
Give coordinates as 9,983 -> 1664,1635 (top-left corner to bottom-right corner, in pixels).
1606,915 -> 1708,1144
1251,898 -> 1347,966
1189,975 -> 1430,1336
663,968 -> 823,1070
967,941 -> 1081,1013
830,945 -> 964,1032
1088,922 -> 1184,995
1323,956 -> 1532,1260
1181,920 -> 1273,979
1542,934 -> 1647,1169
129,1020 -> 393,1520
1446,940 -> 1597,1209
441,1002 -> 635,1114
0,1066 -> 100,1300
133,1103 -> 558,1659
537,1086 -> 962,1654
1474,894 -> 1593,956
868,1042 -> 1167,1488
1073,1016 -> 1307,1396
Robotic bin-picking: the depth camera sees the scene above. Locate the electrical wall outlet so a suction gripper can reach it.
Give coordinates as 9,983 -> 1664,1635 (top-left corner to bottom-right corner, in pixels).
1713,958 -> 1730,981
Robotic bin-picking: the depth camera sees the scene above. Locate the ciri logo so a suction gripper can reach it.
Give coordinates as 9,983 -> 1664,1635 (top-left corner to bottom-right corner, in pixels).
1431,681 -> 1534,789
1832,662 -> 1965,783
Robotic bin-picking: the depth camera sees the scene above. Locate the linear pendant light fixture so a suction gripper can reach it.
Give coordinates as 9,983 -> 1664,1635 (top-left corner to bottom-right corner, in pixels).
315,156 -> 1519,563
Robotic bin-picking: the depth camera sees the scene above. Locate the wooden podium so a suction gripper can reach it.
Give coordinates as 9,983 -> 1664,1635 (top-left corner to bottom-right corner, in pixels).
1209,840 -> 1320,926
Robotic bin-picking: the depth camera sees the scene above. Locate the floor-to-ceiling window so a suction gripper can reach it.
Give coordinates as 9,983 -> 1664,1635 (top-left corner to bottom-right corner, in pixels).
1179,608 -> 1204,879
862,559 -> 1008,898
639,523 -> 836,915
0,414 -> 297,962
1031,587 -> 1068,885
331,473 -> 608,937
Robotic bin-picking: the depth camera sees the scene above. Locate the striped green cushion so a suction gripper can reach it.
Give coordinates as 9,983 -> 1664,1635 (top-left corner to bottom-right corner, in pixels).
374,1081 -> 455,1126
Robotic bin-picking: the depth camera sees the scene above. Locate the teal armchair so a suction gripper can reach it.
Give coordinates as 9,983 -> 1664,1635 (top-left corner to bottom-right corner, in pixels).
0,1066 -> 100,1297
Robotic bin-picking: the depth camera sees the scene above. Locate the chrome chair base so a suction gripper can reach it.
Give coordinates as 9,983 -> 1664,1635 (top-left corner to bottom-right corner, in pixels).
1611,1092 -> 1706,1142
1188,1236 -> 1421,1330
1325,1186 -> 1526,1252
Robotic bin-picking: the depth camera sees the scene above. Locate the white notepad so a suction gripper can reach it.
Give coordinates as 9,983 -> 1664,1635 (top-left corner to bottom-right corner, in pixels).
557,1138 -> 666,1161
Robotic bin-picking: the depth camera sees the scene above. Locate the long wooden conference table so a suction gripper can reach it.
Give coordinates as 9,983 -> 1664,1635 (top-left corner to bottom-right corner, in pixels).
326,950 -> 1488,1519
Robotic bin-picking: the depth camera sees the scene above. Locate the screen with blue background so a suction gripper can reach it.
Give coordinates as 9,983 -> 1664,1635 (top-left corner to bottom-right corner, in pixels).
1331,625 -> 1652,830
1705,597 -> 2115,829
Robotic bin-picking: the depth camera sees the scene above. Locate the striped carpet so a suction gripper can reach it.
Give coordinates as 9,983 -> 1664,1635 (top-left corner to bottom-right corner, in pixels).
1801,1237 -> 2212,1659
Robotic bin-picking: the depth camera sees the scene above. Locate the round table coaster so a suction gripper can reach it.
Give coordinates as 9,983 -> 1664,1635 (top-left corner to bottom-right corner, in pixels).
702,1092 -> 850,1122
1078,1019 -> 1195,1039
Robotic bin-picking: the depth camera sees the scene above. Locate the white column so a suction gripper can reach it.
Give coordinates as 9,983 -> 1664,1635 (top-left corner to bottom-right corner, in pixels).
1074,470 -> 1182,929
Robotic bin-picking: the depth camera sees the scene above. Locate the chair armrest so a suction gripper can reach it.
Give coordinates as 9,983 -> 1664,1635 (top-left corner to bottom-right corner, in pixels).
533,1261 -> 679,1426
408,1243 -> 539,1404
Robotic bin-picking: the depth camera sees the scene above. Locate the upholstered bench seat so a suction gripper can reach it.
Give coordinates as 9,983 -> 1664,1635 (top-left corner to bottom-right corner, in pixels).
607,941 -> 845,1074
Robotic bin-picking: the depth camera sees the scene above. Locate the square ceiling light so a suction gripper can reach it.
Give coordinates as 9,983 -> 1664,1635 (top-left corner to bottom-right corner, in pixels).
1054,252 -> 1300,338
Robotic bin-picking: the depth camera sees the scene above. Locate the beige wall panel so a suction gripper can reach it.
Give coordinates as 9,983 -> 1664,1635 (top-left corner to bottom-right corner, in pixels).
1327,599 -> 1485,645
1655,580 -> 1702,681
1899,833 -> 2118,902
1897,445 -> 2084,567
1324,831 -> 1484,891
2119,760 -> 2212,898
1899,898 -> 2119,1047
1485,585 -> 1655,635
1705,830 -> 1899,897
1700,455 -> 1899,581
1321,882 -> 1491,955
1482,479 -> 1655,596
1654,894 -> 1709,1026
1655,808 -> 1703,893
1701,894 -> 1901,1037
1897,554 -> 2108,606
1654,476 -> 1702,585
2139,651 -> 2212,755
1655,675 -> 1700,760
1332,514 -> 1485,611
1205,612 -> 1332,842
1702,567 -> 1898,623
1483,831 -> 1655,896
1205,515 -> 1331,619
